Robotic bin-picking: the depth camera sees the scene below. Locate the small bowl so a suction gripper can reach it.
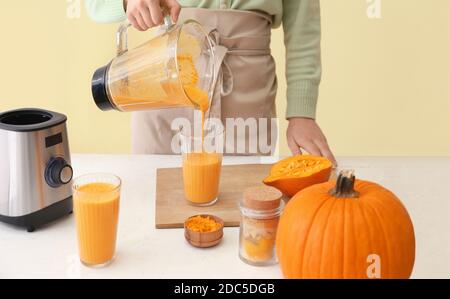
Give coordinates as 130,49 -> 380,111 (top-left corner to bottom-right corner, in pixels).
184,215 -> 224,248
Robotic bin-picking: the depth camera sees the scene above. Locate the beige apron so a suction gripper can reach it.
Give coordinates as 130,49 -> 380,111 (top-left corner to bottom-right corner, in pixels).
131,8 -> 278,155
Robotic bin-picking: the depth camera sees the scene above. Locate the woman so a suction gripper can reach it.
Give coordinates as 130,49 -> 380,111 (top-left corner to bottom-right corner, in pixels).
85,0 -> 336,164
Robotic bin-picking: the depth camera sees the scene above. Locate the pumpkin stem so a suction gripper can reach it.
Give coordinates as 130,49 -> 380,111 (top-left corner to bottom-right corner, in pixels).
329,170 -> 360,198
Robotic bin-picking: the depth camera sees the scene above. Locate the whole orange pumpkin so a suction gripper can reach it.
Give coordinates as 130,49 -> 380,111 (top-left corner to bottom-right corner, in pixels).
276,170 -> 415,279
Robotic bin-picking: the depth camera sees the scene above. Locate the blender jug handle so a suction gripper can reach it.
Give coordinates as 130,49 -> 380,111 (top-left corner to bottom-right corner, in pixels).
116,21 -> 132,56
116,10 -> 174,56
160,6 -> 174,31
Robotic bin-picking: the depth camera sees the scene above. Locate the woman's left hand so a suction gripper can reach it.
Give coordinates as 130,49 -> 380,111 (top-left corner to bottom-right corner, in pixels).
287,117 -> 337,166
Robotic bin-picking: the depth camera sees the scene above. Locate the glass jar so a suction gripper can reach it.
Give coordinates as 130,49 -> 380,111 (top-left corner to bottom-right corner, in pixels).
239,186 -> 284,266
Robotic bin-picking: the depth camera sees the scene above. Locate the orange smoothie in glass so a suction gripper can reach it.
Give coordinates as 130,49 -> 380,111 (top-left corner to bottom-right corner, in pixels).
183,152 -> 222,205
180,52 -> 223,206
73,177 -> 121,267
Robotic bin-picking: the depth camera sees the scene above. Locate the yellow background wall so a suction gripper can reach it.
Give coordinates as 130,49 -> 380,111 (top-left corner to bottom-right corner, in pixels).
0,0 -> 449,156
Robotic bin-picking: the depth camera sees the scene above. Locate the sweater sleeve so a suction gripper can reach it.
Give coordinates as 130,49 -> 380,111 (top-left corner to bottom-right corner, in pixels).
283,0 -> 322,119
85,0 -> 127,23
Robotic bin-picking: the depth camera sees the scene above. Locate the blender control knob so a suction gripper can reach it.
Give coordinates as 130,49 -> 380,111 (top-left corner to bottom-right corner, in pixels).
45,157 -> 73,188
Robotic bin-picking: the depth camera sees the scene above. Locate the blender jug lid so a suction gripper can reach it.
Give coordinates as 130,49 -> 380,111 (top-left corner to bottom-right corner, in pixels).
0,108 -> 67,132
92,63 -> 115,111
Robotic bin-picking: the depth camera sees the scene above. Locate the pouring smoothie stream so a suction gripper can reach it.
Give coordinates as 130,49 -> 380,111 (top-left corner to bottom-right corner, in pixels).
91,16 -> 222,206
178,51 -> 222,206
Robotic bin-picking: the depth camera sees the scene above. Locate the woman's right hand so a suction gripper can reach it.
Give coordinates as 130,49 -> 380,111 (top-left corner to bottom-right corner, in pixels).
124,0 -> 181,31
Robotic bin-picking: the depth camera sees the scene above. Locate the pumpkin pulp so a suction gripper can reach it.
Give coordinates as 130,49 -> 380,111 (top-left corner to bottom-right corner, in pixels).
263,155 -> 333,197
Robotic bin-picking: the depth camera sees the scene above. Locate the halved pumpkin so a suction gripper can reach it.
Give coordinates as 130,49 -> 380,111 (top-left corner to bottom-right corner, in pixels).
263,155 -> 333,197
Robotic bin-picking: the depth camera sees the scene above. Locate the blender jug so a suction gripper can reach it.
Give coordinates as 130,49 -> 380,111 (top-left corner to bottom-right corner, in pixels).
91,16 -> 215,112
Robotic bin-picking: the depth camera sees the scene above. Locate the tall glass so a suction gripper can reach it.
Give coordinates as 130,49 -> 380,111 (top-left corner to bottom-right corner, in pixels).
180,125 -> 224,207
72,173 -> 121,267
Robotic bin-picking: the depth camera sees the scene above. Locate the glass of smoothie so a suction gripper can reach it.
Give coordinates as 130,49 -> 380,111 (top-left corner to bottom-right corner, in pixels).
180,125 -> 224,206
72,173 -> 121,267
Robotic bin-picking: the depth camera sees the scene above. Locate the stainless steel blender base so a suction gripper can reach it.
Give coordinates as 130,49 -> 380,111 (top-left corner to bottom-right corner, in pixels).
0,196 -> 73,232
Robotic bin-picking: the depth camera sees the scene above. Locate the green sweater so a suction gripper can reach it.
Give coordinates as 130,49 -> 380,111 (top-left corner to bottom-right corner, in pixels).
85,0 -> 322,119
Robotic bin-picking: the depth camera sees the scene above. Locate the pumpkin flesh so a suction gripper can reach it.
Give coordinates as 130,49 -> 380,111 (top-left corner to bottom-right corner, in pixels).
263,156 -> 333,197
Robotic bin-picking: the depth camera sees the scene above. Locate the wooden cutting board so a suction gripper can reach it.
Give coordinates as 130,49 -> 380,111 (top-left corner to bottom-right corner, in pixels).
155,164 -> 272,229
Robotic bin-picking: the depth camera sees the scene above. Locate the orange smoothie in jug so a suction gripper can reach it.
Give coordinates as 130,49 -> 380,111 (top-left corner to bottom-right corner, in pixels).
105,28 -> 212,113
73,182 -> 120,266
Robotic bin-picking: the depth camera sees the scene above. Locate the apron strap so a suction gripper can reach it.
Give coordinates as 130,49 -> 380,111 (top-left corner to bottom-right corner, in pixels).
204,26 -> 271,120
206,28 -> 231,120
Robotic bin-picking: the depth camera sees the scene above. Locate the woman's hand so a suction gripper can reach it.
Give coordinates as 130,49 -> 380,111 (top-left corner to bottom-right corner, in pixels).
124,0 -> 181,31
287,117 -> 337,166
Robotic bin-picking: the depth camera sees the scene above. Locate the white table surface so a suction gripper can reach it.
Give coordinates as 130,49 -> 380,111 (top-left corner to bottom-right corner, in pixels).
0,155 -> 449,279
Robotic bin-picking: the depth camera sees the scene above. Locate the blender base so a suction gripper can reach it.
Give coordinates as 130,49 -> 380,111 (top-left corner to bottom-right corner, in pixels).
0,196 -> 73,232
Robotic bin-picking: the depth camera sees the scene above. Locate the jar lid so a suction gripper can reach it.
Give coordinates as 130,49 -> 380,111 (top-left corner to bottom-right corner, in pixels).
242,186 -> 283,211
